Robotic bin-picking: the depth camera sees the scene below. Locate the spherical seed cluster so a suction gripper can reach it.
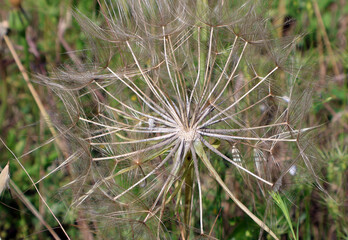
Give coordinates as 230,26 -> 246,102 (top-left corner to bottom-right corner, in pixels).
39,0 -> 323,239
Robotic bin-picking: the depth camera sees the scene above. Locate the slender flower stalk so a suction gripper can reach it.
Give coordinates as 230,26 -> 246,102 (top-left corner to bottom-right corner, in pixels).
39,0 -> 323,239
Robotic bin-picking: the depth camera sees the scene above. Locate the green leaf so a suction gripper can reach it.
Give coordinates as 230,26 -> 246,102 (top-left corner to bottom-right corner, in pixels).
270,191 -> 297,240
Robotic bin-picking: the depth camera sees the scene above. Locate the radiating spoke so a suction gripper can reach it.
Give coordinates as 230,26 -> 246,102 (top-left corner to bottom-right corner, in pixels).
107,67 -> 175,123
199,66 -> 278,128
90,132 -> 177,146
199,137 -> 273,186
199,122 -> 288,134
113,140 -> 181,200
95,82 -> 178,127
93,135 -> 177,161
199,131 -> 297,142
203,94 -> 271,127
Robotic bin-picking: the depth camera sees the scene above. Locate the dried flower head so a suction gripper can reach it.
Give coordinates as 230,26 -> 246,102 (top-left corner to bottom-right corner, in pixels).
39,0 -> 324,239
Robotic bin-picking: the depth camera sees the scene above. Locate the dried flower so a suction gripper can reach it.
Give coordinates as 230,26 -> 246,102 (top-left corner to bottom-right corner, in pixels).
39,0 -> 323,239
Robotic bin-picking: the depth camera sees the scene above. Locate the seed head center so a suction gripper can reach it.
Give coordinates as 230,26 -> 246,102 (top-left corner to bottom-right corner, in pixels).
178,128 -> 197,142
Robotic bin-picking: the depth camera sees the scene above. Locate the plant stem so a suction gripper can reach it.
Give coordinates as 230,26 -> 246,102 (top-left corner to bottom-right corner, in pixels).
183,153 -> 194,239
3,35 -> 69,157
312,0 -> 340,77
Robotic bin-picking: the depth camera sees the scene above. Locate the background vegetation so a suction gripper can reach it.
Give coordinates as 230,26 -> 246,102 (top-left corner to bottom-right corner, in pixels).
0,0 -> 347,239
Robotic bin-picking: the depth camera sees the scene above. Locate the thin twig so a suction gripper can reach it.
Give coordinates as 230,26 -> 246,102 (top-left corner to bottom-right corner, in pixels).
3,35 -> 69,157
312,0 -> 340,76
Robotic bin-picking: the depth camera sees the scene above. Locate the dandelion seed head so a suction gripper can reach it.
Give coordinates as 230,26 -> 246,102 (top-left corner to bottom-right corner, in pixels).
37,0 -> 325,238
